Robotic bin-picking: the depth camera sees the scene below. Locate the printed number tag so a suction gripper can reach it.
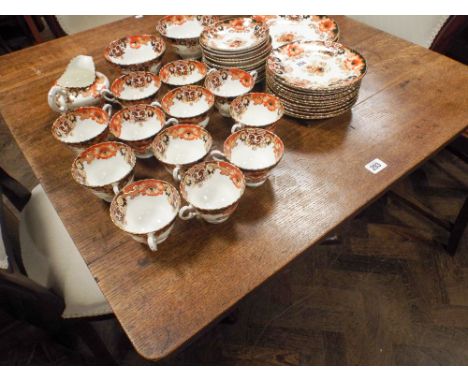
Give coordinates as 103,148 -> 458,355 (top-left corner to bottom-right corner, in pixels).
365,158 -> 387,174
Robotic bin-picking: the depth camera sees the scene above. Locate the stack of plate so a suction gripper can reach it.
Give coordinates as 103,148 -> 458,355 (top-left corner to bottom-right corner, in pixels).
200,17 -> 271,83
253,15 -> 339,48
266,40 -> 367,119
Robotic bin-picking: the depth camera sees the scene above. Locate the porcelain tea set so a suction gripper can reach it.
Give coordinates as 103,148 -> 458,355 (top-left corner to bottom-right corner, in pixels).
47,16 -> 290,252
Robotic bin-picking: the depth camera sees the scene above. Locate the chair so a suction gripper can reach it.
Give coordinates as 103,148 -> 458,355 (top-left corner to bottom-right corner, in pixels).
0,167 -> 115,364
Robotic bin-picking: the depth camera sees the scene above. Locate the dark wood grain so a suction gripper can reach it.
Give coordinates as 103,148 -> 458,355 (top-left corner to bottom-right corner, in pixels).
0,16 -> 467,360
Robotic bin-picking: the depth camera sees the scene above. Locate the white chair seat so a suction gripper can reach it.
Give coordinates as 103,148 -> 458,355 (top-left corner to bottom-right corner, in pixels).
19,185 -> 112,319
55,16 -> 128,35
350,16 -> 449,48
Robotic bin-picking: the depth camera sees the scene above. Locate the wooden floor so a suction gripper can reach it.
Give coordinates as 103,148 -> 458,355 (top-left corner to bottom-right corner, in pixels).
1,117 -> 467,365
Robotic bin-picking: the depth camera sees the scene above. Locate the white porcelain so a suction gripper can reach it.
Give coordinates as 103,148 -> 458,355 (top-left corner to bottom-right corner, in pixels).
110,179 -> 181,251
71,142 -> 136,202
253,15 -> 339,49
230,93 -> 284,133
158,85 -> 215,127
179,161 -> 245,224
48,72 -> 109,113
101,71 -> 161,106
109,102 -> 178,158
156,16 -> 219,59
51,104 -> 112,153
204,68 -> 257,117
151,124 -> 212,182
159,60 -> 208,86
211,128 -> 284,187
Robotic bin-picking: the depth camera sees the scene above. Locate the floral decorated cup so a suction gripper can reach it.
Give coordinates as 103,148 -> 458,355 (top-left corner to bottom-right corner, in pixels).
151,124 -> 212,182
110,179 -> 181,251
51,104 -> 112,153
159,60 -> 208,87
156,15 -> 219,59
109,102 -> 178,158
71,141 -> 136,202
104,34 -> 166,74
204,68 -> 257,117
48,72 -> 109,113
211,128 -> 284,187
178,161 -> 245,224
101,71 -> 161,107
157,85 -> 215,128
230,93 -> 284,133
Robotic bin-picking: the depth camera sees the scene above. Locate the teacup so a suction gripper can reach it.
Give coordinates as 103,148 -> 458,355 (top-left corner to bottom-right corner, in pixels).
230,92 -> 284,133
159,60 -> 208,87
101,71 -> 161,107
48,72 -> 109,113
156,15 -> 219,59
110,179 -> 181,251
178,161 -> 245,224
51,104 -> 112,153
157,85 -> 215,128
71,141 -> 136,202
109,102 -> 178,158
204,68 -> 257,117
151,124 -> 212,182
211,128 -> 284,187
104,34 -> 166,74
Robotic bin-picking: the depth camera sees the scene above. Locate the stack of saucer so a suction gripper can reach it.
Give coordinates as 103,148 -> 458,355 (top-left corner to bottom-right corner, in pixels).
266,40 -> 367,119
200,17 -> 271,83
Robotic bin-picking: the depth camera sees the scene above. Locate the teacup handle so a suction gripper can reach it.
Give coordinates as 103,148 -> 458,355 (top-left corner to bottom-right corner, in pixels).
249,70 -> 258,82
172,165 -> 182,182
209,149 -> 226,162
150,100 -> 162,108
147,232 -> 158,251
163,117 -> 179,128
50,87 -> 74,113
179,205 -> 198,220
101,89 -> 118,103
102,103 -> 113,117
111,182 -> 120,196
231,123 -> 244,134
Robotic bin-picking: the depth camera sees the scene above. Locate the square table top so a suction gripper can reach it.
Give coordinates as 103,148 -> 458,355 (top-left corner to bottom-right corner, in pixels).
0,16 -> 467,360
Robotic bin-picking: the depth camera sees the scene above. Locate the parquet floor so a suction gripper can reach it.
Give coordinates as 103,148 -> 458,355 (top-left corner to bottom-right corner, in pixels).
1,118 -> 467,365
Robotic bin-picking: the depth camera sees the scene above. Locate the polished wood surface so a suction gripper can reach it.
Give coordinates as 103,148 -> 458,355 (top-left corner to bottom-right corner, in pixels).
0,16 -> 467,360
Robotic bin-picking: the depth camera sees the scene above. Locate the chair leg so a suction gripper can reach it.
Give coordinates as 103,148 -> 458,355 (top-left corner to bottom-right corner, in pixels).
446,197 -> 468,256
69,321 -> 117,365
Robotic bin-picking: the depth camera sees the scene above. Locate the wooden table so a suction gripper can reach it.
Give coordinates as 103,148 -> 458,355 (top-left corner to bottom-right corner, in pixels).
0,16 -> 467,361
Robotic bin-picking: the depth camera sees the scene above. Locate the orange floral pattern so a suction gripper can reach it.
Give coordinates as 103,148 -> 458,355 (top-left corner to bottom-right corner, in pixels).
200,17 -> 268,50
267,41 -> 367,89
159,60 -> 207,83
105,35 -> 165,62
153,125 -> 211,161
231,93 -> 283,119
52,107 -> 108,139
111,179 -> 180,228
110,72 -> 159,97
109,105 -> 164,138
161,85 -> 214,112
71,142 -> 135,185
224,128 -> 284,162
205,68 -> 255,95
182,161 -> 245,191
